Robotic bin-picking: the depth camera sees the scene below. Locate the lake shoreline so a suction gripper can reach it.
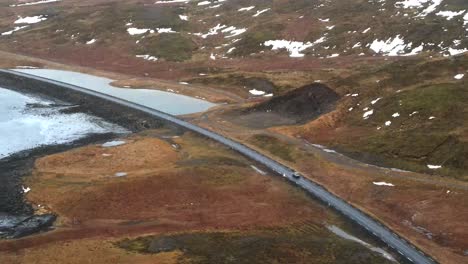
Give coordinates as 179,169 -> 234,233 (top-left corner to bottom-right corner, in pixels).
0,132 -> 121,239
0,70 -> 188,239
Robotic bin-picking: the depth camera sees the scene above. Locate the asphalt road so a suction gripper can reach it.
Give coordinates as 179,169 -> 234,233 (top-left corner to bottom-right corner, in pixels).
2,69 -> 437,264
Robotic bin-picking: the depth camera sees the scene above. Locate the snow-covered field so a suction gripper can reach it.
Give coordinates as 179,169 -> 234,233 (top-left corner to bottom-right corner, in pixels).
0,87 -> 127,160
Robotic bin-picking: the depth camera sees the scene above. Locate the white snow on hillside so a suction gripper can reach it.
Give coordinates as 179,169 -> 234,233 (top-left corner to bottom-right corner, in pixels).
369,35 -> 425,56
156,28 -> 176,33
264,40 -> 315,58
249,89 -> 265,96
1,26 -> 28,36
102,140 -> 126,148
127,27 -> 151,35
370,36 -> 404,55
371,98 -> 382,105
136,54 -> 158,61
436,10 -> 465,20
395,0 -> 444,17
155,0 -> 190,3
14,16 -> 47,24
373,181 -> 395,187
86,39 -> 96,45
196,24 -> 246,39
454,73 -> 464,79
446,47 -> 468,56
253,8 -> 270,17
363,109 -> 374,119
222,26 -> 246,38
362,27 -> 371,33
418,0 -> 443,17
396,0 -> 431,9
10,0 -> 61,7
238,6 -> 255,11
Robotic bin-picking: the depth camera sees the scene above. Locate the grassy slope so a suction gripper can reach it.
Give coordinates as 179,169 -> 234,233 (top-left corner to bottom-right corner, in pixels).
2,0 -> 468,61
304,55 -> 468,179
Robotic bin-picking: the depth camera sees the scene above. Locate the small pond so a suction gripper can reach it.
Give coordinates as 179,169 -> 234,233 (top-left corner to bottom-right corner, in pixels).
14,69 -> 217,115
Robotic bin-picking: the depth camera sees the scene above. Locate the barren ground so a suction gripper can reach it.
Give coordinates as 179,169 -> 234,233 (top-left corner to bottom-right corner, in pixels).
0,129 -> 391,263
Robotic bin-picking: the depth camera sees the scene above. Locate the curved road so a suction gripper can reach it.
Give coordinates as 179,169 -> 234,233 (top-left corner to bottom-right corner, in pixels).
2,70 -> 436,264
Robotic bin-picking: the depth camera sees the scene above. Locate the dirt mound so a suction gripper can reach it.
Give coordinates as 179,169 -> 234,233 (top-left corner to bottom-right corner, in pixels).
250,83 -> 339,121
233,83 -> 340,128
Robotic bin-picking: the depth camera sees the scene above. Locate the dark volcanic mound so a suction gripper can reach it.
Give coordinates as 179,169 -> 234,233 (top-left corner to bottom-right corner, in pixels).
230,83 -> 340,129
248,83 -> 340,123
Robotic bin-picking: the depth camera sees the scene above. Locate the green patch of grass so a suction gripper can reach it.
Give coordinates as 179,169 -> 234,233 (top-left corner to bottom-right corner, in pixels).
197,167 -> 247,187
130,6 -> 188,32
118,228 -> 393,264
248,134 -> 296,162
232,23 -> 284,57
325,55 -> 468,179
339,83 -> 468,178
352,83 -> 468,127
190,73 -> 279,94
137,33 -> 196,61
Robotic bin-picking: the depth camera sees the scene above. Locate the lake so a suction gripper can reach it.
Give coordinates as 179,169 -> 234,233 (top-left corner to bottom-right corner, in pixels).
0,87 -> 127,159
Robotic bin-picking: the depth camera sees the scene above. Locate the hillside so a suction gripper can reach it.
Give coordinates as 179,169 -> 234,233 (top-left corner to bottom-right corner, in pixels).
1,1 -> 468,263
2,0 -> 468,59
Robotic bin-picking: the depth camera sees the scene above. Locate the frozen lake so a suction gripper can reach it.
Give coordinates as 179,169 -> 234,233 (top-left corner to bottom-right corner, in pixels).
0,87 -> 127,159
14,69 -> 217,115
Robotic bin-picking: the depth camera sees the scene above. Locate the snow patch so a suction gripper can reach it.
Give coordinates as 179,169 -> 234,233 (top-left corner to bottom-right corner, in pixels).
127,27 -> 151,35
238,6 -> 255,11
436,10 -> 465,20
10,0 -> 60,7
363,110 -> 374,119
373,181 -> 395,187
156,0 -> 190,3
222,26 -> 247,38
454,73 -> 465,79
253,8 -> 270,17
156,28 -> 176,33
22,186 -> 31,193
136,55 -> 158,61
102,140 -> 126,148
371,97 -> 382,105
370,35 -> 408,56
249,89 -> 265,96
14,15 -> 47,24
264,40 -> 314,58
1,26 -> 28,36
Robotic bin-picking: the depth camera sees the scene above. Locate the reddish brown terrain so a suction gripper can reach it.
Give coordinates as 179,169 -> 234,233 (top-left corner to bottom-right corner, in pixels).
1,131 -> 369,263
1,0 -> 468,263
